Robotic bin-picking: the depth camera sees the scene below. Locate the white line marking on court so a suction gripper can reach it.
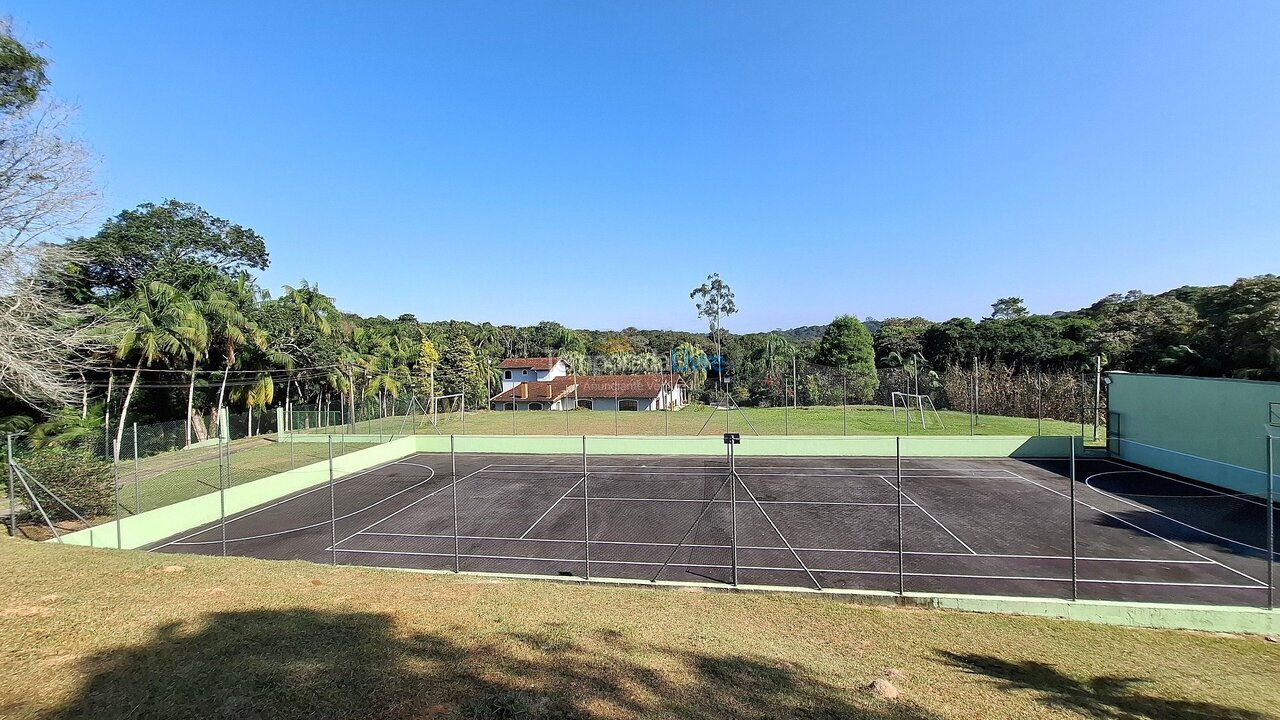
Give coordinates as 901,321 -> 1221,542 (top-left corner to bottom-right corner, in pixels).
875,475 -> 976,554
557,496 -> 918,508
1084,472 -> 1277,558
333,464 -> 494,548
350,532 -> 1216,564
167,467 -> 437,546
1005,470 -> 1270,588
1096,459 -> 1268,506
329,548 -> 1262,590
150,453 -> 439,550
519,475 -> 586,539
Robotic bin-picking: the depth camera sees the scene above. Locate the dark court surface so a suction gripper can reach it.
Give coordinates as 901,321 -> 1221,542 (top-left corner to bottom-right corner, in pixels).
152,452 -> 1279,607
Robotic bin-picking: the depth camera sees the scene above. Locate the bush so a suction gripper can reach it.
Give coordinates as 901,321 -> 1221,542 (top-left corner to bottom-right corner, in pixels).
15,445 -> 115,521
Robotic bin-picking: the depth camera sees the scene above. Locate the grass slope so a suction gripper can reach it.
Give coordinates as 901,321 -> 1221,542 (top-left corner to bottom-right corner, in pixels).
0,539 -> 1274,719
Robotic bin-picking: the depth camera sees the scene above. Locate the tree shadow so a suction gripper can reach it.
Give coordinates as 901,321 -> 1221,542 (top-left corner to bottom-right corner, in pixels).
937,651 -> 1271,720
37,608 -> 944,719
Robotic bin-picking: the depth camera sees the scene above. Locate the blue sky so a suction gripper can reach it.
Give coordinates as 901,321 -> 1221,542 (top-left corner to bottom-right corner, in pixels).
8,2 -> 1279,332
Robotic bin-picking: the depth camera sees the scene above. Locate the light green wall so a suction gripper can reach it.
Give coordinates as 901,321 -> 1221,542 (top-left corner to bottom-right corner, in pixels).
1107,372 -> 1279,494
57,437 -> 420,550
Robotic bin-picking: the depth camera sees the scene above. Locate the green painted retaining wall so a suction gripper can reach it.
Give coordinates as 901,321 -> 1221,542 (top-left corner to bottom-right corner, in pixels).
57,437 -> 420,550
1107,372 -> 1280,495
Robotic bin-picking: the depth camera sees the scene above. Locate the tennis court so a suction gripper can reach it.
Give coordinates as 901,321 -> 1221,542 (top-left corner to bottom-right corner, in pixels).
151,450 -> 1277,607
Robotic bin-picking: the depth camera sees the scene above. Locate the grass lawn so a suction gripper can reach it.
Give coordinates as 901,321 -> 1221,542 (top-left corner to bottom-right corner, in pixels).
0,539 -> 1274,719
342,404 -> 1094,439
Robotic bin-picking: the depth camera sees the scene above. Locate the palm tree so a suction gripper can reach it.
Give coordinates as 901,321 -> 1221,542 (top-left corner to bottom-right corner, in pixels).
113,281 -> 205,460
210,274 -> 268,431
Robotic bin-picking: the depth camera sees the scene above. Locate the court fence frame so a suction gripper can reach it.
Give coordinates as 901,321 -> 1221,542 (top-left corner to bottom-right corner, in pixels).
46,433 -> 1280,635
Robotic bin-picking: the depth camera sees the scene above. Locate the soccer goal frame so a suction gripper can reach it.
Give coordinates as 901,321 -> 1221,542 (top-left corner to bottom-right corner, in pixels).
891,392 -> 945,430
428,393 -> 465,427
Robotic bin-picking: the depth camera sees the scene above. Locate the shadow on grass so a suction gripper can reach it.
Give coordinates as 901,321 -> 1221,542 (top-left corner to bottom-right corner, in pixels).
938,651 -> 1269,720
42,608 -> 943,720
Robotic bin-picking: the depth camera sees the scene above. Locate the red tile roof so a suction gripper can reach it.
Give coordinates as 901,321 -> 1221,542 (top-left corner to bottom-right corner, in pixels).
490,377 -> 577,403
490,374 -> 684,403
498,357 -> 561,370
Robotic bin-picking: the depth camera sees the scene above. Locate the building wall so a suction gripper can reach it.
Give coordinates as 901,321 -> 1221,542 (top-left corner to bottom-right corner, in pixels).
1107,372 -> 1279,495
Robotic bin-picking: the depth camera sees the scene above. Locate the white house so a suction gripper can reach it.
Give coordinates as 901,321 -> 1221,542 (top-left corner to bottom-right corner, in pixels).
489,359 -> 686,411
499,357 -> 568,392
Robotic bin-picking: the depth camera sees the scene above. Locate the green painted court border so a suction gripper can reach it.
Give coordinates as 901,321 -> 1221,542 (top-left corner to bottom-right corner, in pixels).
358,566 -> 1280,636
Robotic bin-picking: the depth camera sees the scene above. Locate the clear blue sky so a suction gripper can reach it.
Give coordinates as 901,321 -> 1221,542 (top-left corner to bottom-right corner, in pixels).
9,1 -> 1279,332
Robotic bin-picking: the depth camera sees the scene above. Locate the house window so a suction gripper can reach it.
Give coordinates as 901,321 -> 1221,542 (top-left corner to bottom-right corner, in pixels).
577,399 -> 593,410
528,402 -> 543,411
503,402 -> 515,411
504,371 -> 512,380
619,399 -> 639,411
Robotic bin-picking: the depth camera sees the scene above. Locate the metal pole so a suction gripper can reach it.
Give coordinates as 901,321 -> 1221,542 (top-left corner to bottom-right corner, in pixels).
329,436 -> 337,565
451,435 -> 460,573
219,436 -> 227,557
1093,355 -> 1102,441
1070,437 -> 1078,601
842,376 -> 847,436
896,435 -> 904,595
290,422 -> 295,468
113,438 -> 121,549
1267,434 -> 1274,610
1037,370 -> 1043,437
729,440 -> 738,587
616,389 -> 620,436
971,357 -> 978,435
1078,372 -> 1086,438
583,435 -> 590,579
133,423 -> 139,513
784,377 -> 789,436
6,434 -> 15,537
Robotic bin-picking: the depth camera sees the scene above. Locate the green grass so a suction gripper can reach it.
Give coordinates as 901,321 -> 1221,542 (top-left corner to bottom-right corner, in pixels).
113,437 -> 374,516
337,404 -> 1094,439
0,538 -> 1274,719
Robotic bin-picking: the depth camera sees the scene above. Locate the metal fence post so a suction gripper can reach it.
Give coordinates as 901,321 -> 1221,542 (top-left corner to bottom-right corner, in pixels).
1036,371 -> 1043,437
133,423 -> 140,514
290,424 -> 295,469
1267,434 -> 1274,610
784,378 -> 789,436
1069,436 -> 1078,601
451,435 -> 460,573
842,376 -> 847,436
583,435 -> 590,580
329,436 -> 337,566
897,435 -> 904,595
729,439 -> 738,587
219,436 -> 227,557
113,437 -> 122,549
6,434 -> 15,537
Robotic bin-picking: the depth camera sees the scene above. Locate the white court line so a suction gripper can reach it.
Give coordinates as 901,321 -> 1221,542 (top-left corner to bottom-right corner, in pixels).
353,531 -> 1215,564
333,464 -> 494,548
479,467 -> 1021,479
168,467 -> 436,546
874,475 -> 976,554
150,453 -> 438,551
519,475 -> 586,539
1097,459 -> 1268,506
330,548 -> 1261,590
1006,470 -> 1269,588
557,496 -> 918,508
1084,472 -> 1277,558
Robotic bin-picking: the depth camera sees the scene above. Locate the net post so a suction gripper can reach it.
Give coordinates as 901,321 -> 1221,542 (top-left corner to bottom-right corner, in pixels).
896,435 -> 904,596
133,423 -> 140,513
328,435 -> 337,566
451,435 -> 460,573
1069,436 -> 1078,601
582,435 -> 590,580
7,434 -> 16,537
